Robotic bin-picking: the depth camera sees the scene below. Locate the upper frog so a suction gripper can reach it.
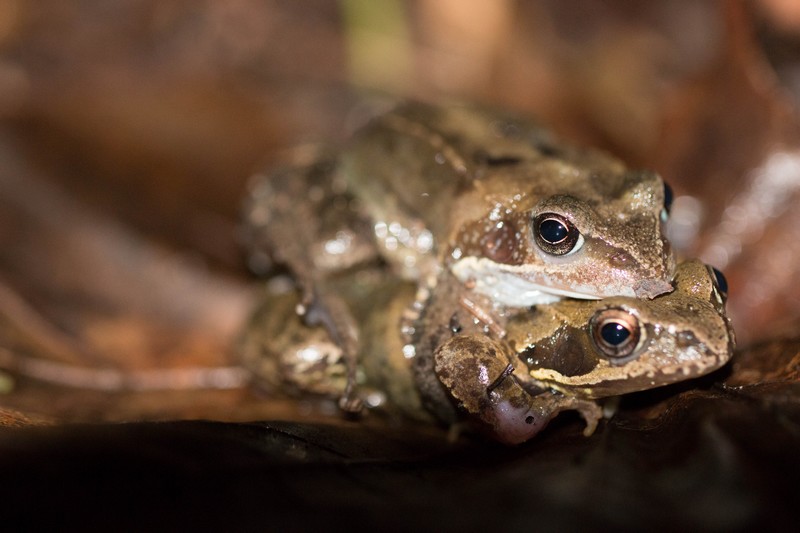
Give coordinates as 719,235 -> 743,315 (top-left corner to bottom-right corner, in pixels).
341,101 -> 676,304
243,101 -> 677,412
432,260 -> 734,444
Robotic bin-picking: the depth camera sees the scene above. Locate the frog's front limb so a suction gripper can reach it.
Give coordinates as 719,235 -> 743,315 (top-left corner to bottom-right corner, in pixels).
301,284 -> 362,413
434,334 -> 602,445
243,161 -> 378,414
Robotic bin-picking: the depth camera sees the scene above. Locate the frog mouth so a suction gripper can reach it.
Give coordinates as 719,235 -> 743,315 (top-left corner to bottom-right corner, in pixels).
451,257 -> 612,306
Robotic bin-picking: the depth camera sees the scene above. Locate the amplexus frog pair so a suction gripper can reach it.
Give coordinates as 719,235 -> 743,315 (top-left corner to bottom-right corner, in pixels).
241,101 -> 734,443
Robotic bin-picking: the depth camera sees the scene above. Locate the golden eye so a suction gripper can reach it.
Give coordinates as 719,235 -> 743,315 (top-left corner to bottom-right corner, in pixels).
532,213 -> 584,256
590,308 -> 643,361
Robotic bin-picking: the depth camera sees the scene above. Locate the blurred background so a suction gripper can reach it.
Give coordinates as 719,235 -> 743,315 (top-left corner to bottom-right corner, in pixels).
1,0 -> 800,422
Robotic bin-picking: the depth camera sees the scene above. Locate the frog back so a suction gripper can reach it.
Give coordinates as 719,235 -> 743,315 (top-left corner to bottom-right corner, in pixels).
339,102 -> 629,275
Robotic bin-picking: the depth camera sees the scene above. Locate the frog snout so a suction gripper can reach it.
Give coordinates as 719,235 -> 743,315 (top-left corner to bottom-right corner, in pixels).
633,278 -> 673,299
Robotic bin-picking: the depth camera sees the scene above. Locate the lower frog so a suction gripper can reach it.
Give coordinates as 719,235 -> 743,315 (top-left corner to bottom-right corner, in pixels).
240,260 -> 733,444
432,260 -> 734,444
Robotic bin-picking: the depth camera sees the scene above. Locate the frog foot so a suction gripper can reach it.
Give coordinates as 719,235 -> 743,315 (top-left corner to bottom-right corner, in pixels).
299,286 -> 364,416
338,393 -> 364,417
487,390 -> 602,444
546,395 -> 603,437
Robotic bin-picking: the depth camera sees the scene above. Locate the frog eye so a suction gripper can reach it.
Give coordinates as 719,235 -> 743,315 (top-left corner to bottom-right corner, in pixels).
707,265 -> 728,302
532,213 -> 584,256
590,308 -> 643,361
661,182 -> 674,222
663,182 -> 674,212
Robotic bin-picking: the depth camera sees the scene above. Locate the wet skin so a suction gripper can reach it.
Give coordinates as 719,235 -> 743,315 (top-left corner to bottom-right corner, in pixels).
242,102 -> 676,411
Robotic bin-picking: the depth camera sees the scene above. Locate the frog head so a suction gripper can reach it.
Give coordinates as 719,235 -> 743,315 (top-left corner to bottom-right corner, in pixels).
450,164 -> 677,305
340,102 -> 676,305
510,260 -> 734,399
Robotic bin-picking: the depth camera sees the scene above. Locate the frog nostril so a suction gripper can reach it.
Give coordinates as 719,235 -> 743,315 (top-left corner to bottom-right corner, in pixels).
609,252 -> 629,268
473,149 -> 522,167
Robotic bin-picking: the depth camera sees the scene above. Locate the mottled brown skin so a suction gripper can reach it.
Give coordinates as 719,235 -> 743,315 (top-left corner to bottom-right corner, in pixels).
239,269 -> 432,421
242,159 -> 379,411
242,102 -> 677,412
342,102 -> 676,302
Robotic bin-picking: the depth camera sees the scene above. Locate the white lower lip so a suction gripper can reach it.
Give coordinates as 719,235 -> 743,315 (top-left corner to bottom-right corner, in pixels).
452,257 -> 614,306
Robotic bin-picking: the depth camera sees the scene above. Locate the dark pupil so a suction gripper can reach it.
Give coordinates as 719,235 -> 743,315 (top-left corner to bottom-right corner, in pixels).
711,266 -> 728,295
601,322 -> 630,346
539,218 -> 569,244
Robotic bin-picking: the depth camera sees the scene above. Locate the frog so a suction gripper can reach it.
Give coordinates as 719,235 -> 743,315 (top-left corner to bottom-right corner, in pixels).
340,101 -> 676,303
432,260 -> 735,444
242,101 -> 677,412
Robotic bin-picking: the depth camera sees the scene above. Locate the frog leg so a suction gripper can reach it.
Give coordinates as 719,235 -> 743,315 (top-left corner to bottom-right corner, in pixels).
435,334 -> 601,444
526,392 -> 603,438
301,284 -> 363,414
239,282 -> 355,402
244,160 -> 377,414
